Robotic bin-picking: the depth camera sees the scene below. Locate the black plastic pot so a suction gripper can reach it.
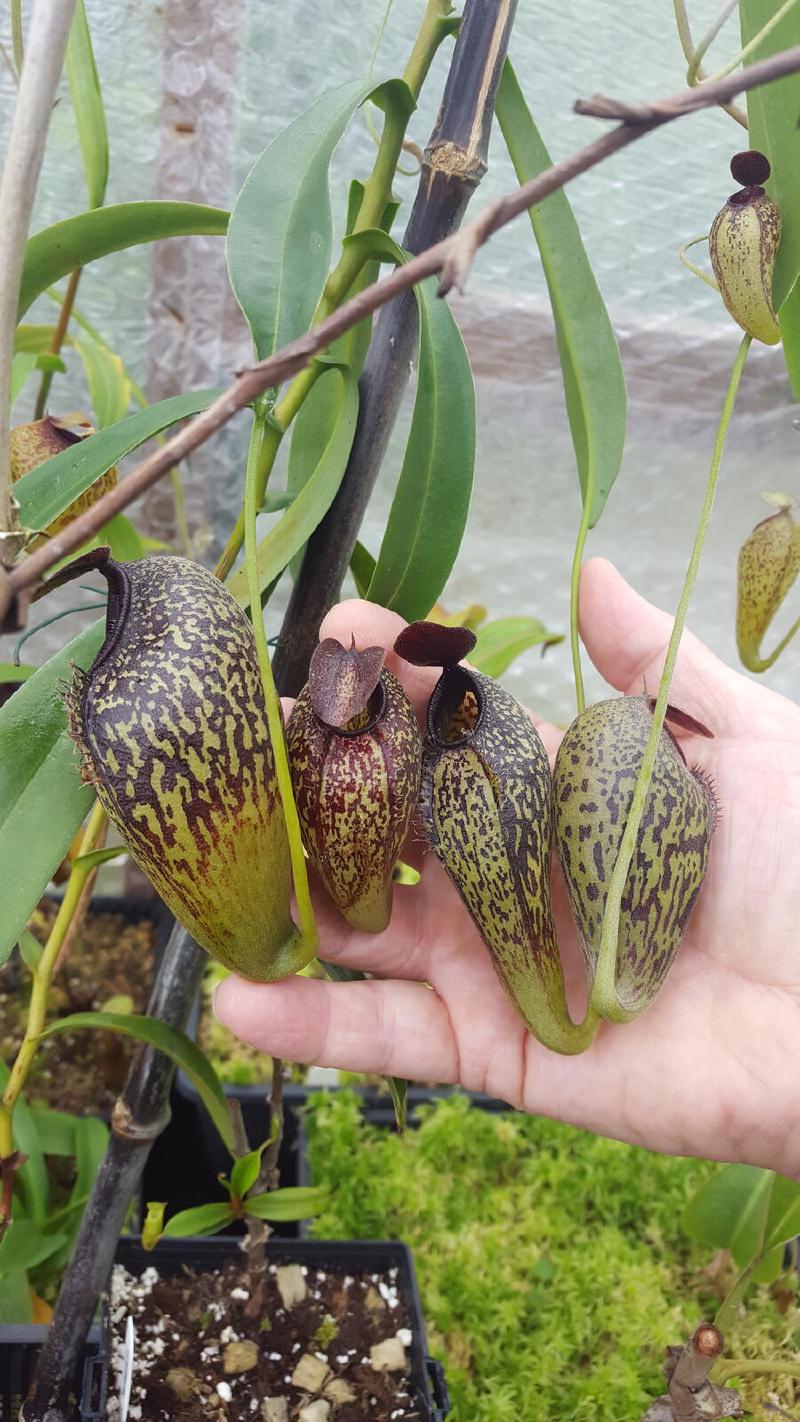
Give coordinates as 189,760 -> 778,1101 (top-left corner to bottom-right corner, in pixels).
0,1324 -> 103,1422
108,1236 -> 450,1420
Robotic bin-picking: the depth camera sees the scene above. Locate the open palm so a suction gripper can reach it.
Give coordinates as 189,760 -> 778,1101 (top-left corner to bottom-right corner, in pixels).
216,559 -> 800,1174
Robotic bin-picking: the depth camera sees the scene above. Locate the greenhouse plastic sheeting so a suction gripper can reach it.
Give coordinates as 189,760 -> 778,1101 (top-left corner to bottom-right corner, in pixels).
0,0 -> 795,722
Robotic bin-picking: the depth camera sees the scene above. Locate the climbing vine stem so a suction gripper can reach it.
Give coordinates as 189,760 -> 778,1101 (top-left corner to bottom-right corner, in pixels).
0,797 -> 108,1224
242,410 -> 317,956
591,332 -> 752,1021
570,498 -> 592,714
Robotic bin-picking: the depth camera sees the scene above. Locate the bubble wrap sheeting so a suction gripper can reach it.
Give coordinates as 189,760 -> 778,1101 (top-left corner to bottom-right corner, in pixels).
1,0 -> 798,725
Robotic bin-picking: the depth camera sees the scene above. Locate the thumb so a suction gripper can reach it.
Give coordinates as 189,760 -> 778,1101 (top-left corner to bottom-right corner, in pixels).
578,558 -> 747,737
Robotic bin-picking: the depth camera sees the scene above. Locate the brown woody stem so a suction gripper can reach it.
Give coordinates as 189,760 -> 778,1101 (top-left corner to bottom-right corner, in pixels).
272,0 -> 518,694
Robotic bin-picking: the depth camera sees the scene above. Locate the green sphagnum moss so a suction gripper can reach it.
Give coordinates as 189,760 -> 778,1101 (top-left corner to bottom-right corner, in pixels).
304,1091 -> 800,1421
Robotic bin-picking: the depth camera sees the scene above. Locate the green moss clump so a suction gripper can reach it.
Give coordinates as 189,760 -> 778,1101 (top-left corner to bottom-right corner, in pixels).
304,1091 -> 800,1421
314,1314 -> 339,1348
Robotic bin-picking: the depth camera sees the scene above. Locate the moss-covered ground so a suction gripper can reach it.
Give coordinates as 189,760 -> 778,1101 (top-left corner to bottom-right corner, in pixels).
304,1090 -> 800,1421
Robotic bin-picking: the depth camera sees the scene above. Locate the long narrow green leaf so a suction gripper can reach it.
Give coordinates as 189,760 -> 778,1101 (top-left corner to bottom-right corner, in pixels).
496,62 -> 626,528
160,1202 -> 235,1239
14,387 -> 220,533
14,325 -> 57,354
11,352 -> 65,406
244,1186 -> 325,1222
17,929 -> 43,974
229,364 -> 358,606
0,1272 -> 33,1324
0,1221 -> 68,1277
66,0 -> 108,210
72,335 -> 132,428
284,179 -> 396,562
10,353 -> 37,405
27,1107 -> 77,1157
350,541 -> 376,598
683,1164 -> 775,1268
46,1115 -> 110,1275
367,273 -> 476,619
740,0 -> 800,394
39,1013 -> 236,1155
471,616 -> 564,677
0,622 -> 104,964
74,1116 -> 110,1204
19,203 -> 229,321
764,1173 -> 800,1250
100,513 -> 146,562
226,80 -> 375,361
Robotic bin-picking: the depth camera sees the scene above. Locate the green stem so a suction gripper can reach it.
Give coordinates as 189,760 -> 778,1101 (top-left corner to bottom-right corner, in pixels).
678,233 -> 719,292
217,3 -> 450,585
709,0 -> 800,81
0,799 -> 106,1204
569,500 -> 592,714
323,4 -> 448,308
243,412 -> 317,955
44,284 -> 195,557
750,611 -> 800,671
687,0 -> 737,83
10,0 -> 23,73
215,410 -> 285,582
34,266 -> 82,419
714,1357 -> 800,1384
671,0 -> 748,127
714,1254 -> 761,1334
591,333 -> 752,1022
713,1353 -> 800,1376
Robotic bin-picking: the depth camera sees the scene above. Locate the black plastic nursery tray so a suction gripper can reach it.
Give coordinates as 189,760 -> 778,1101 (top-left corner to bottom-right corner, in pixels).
44,891 -> 175,957
0,1325 -> 103,1422
109,1235 -> 450,1421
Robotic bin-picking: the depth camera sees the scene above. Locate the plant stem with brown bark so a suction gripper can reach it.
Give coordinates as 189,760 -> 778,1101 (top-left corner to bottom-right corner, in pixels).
272,0 -> 518,694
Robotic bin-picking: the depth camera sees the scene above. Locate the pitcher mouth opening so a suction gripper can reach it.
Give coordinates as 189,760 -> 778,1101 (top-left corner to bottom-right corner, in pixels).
427,666 -> 484,748
326,679 -> 387,738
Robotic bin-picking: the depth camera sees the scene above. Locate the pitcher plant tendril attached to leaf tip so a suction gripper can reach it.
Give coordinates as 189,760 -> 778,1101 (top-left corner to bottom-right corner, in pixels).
589,333 -> 751,1023
396,620 -> 598,1055
554,696 -> 718,1022
243,409 -> 318,960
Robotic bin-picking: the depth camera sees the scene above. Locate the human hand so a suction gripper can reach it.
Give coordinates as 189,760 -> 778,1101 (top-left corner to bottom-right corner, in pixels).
215,558 -> 800,1174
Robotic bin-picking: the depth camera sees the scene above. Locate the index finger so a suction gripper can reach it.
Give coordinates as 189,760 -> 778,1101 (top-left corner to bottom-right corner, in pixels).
319,598 -> 438,722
